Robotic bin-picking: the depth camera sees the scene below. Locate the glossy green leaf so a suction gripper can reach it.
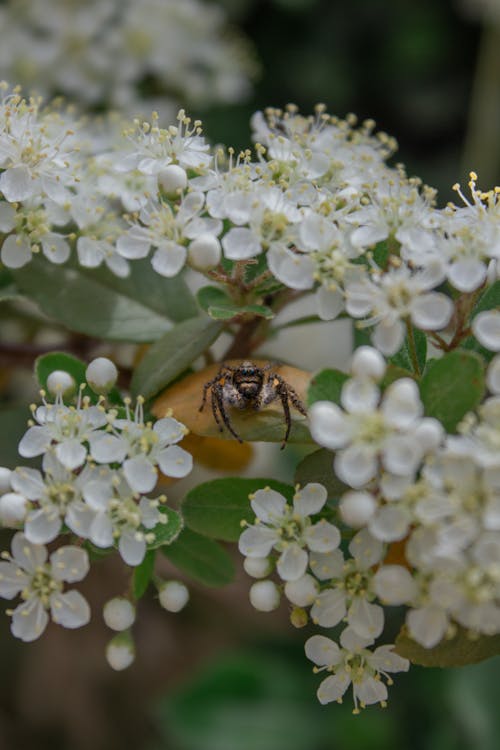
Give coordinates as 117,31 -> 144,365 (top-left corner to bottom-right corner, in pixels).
197,285 -> 232,312
307,368 -> 349,406
147,507 -> 184,549
390,325 -> 427,375
395,626 -> 500,667
462,281 -> 500,361
161,528 -> 235,587
419,351 -> 485,432
12,256 -> 179,341
133,549 -> 156,599
182,477 -> 294,542
131,316 -> 223,399
294,448 -> 348,500
207,303 -> 274,321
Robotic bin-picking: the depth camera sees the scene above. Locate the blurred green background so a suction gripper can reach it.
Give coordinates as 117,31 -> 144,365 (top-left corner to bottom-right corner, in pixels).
1,0 -> 500,748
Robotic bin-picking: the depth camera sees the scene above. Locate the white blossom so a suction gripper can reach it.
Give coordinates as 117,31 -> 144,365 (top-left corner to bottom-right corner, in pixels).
239,484 -> 340,581
0,533 -> 90,641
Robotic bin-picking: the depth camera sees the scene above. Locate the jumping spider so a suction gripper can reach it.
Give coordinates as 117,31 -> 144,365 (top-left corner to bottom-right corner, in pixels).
199,361 -> 307,449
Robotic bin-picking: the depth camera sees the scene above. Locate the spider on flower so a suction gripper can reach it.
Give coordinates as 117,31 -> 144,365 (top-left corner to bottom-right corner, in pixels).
199,361 -> 307,448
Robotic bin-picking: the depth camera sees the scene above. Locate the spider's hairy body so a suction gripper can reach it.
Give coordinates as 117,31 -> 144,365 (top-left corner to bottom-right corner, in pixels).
199,361 -> 307,448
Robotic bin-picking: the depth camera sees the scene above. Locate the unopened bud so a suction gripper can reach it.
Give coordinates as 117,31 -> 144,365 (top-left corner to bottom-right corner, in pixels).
0,492 -> 28,526
103,597 -> 136,631
243,556 -> 272,579
105,632 -> 135,671
86,357 -> 118,394
188,234 -> 221,271
158,164 -> 188,196
249,580 -> 280,612
46,370 -> 76,397
158,580 -> 189,612
340,491 -> 377,527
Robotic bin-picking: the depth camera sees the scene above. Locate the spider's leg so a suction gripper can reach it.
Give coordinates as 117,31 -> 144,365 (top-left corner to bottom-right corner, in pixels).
217,390 -> 244,443
210,386 -> 224,431
199,374 -> 219,412
287,384 -> 307,416
277,385 -> 293,449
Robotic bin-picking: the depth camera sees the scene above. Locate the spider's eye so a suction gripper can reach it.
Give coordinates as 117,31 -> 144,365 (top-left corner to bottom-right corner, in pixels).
241,368 -> 253,376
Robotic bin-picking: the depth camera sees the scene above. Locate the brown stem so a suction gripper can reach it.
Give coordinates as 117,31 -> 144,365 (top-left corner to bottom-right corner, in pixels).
222,316 -> 264,359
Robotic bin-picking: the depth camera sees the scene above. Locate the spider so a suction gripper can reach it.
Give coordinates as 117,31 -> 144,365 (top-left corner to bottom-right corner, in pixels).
199,361 -> 307,449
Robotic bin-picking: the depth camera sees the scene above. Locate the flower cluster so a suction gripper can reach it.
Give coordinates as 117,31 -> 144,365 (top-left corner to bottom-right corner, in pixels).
239,346 -> 500,711
0,358 -> 192,651
2,94 -> 498,368
0,0 -> 255,115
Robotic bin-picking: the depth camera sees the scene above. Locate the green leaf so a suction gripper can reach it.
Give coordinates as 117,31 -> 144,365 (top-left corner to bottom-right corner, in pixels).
307,368 -> 349,406
390,326 -> 427,375
462,281 -> 500,361
162,528 -> 235,587
208,303 -> 273,321
133,549 -> 156,599
0,407 -> 32,468
131,316 -> 223,399
197,287 -> 274,320
294,448 -> 348,500
395,626 -> 500,667
182,477 -> 294,542
147,507 -> 184,549
197,285 -> 232,312
12,256 -> 184,341
419,351 -> 485,432
471,280 -> 500,319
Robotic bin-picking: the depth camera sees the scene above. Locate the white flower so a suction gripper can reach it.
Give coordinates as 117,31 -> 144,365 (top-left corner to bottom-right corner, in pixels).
10,453 -> 96,544
81,471 -> 166,566
305,627 -> 409,711
18,392 -> 107,470
309,530 -> 385,639
0,533 -> 90,641
90,403 -> 192,492
309,376 -> 427,488
345,262 -> 452,355
116,192 -> 220,278
238,484 -> 340,581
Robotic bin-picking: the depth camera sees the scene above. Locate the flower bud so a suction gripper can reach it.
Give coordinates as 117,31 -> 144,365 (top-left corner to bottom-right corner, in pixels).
487,354 -> 500,395
46,370 -> 76,397
351,346 -> 386,380
188,234 -> 221,271
86,357 -> 118,394
249,580 -> 280,612
106,632 -> 135,671
243,556 -> 272,579
0,467 -> 12,494
0,492 -> 28,526
340,491 -> 377,527
158,580 -> 189,612
103,597 -> 136,631
158,165 -> 188,196
284,574 -> 318,606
